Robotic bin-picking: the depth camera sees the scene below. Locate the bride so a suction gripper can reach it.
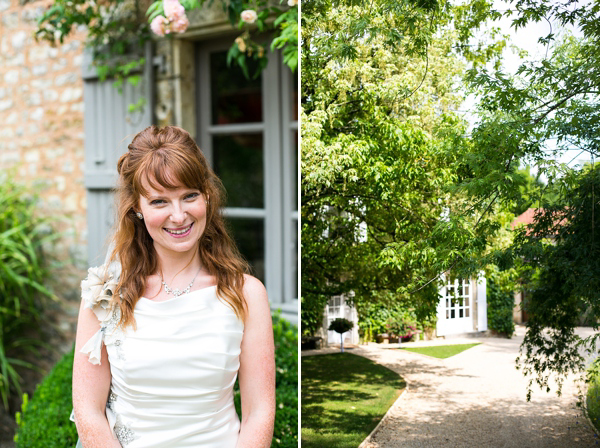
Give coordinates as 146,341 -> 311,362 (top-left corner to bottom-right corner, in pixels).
72,125 -> 275,447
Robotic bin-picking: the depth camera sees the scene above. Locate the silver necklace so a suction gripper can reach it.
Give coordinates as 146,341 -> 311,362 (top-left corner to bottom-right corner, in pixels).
160,267 -> 202,297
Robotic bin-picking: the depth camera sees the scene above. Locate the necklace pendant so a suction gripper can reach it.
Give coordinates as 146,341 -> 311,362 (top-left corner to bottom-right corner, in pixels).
160,267 -> 202,298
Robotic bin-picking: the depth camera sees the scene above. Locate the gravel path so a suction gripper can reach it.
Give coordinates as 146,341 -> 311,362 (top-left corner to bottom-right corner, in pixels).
343,327 -> 599,448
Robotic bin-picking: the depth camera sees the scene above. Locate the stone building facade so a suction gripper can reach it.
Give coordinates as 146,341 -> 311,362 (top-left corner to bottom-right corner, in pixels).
0,0 -> 298,324
0,0 -> 88,306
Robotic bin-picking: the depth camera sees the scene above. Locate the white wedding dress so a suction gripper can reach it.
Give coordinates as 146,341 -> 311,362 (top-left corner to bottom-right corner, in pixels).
77,264 -> 243,447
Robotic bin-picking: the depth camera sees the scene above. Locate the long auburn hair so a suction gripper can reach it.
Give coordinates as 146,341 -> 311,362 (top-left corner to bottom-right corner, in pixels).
109,125 -> 248,327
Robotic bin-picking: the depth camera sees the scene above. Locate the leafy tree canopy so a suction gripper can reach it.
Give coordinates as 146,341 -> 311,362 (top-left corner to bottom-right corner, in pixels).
301,0 -> 508,333
461,0 -> 600,397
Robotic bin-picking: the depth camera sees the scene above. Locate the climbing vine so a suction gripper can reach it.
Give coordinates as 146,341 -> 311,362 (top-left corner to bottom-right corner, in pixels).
35,0 -> 297,88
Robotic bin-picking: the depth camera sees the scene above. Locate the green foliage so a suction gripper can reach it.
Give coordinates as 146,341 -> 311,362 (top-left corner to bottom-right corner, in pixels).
15,315 -> 298,446
147,0 -> 297,75
485,266 -> 517,337
356,301 -> 423,342
271,313 -> 298,446
385,316 -> 417,340
586,359 -> 600,434
14,350 -> 77,447
452,0 -> 600,399
513,165 -> 600,400
302,353 -> 406,448
300,0 -> 508,330
301,294 -> 328,336
0,178 -> 56,410
328,318 -> 353,335
36,0 -> 150,89
36,0 -> 297,87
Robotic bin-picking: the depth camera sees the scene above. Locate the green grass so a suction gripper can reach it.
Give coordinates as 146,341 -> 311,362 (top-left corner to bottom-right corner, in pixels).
587,367 -> 600,433
401,343 -> 480,359
301,353 -> 405,448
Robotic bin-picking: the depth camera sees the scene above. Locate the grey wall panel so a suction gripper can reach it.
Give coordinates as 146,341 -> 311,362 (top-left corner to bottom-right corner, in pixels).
84,43 -> 154,267
87,190 -> 116,266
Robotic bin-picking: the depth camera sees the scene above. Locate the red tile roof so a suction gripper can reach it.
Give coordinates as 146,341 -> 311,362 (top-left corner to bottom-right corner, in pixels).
511,208 -> 538,230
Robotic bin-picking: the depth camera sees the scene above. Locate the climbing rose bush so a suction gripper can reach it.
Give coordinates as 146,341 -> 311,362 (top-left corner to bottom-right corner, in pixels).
150,0 -> 189,36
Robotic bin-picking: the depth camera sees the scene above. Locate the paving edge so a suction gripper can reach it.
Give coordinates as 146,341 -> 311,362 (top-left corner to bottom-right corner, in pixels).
358,383 -> 409,448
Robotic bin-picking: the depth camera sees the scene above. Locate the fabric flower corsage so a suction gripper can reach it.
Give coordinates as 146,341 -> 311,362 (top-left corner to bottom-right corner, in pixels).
81,262 -> 121,321
80,262 -> 122,365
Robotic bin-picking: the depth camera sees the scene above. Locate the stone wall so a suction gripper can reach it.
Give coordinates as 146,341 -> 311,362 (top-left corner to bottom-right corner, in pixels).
0,0 -> 88,302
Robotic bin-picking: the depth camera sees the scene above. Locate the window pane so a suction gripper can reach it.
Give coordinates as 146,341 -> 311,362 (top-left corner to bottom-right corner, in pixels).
210,51 -> 262,125
213,134 -> 264,208
228,218 -> 265,282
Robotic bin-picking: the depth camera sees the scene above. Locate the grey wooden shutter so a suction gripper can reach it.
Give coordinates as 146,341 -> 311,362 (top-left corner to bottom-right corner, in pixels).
83,43 -> 154,266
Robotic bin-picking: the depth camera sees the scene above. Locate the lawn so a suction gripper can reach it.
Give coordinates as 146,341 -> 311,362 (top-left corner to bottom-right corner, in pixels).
301,353 -> 406,448
401,343 -> 480,359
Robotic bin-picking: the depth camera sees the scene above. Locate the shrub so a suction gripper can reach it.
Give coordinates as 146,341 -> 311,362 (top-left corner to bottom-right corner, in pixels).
486,266 -> 517,337
587,359 -> 600,433
357,302 -> 423,343
14,350 -> 77,447
0,177 -> 56,409
385,317 -> 417,341
15,314 -> 298,447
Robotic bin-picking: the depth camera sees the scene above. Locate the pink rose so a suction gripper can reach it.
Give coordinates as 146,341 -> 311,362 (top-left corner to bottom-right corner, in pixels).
287,0 -> 298,5
171,14 -> 189,33
163,0 -> 185,22
241,9 -> 258,24
150,15 -> 167,37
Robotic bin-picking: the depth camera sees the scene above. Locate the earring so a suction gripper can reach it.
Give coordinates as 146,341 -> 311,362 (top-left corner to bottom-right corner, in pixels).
136,212 -> 143,220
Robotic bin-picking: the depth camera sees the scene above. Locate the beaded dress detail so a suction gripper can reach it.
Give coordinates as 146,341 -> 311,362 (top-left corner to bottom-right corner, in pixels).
78,262 -> 243,447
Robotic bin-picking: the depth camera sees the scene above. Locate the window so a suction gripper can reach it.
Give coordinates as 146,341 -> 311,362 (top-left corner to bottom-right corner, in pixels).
197,41 -> 298,319
444,278 -> 470,319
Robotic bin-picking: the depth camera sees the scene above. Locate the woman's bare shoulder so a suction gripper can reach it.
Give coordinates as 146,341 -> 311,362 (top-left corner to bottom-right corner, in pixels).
242,274 -> 268,307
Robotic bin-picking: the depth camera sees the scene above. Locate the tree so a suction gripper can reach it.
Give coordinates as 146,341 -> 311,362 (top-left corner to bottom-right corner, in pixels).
301,0 -> 505,332
510,165 -> 600,399
328,318 -> 354,353
460,0 -> 600,397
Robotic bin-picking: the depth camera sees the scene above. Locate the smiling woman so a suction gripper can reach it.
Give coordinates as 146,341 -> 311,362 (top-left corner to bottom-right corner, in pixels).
71,125 -> 275,447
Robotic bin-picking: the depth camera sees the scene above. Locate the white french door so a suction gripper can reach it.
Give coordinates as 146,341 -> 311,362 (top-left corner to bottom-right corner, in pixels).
437,277 -> 473,336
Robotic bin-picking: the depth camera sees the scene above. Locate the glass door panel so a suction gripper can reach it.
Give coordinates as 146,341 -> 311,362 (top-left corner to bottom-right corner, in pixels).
228,219 -> 265,282
212,134 -> 264,208
210,52 -> 262,124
